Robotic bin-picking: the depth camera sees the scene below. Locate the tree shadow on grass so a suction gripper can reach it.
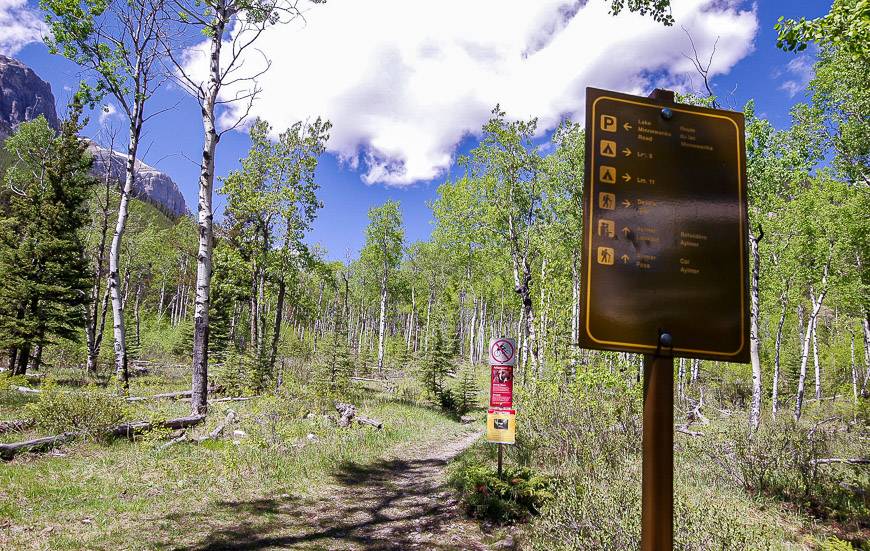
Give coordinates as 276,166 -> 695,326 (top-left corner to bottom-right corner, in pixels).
160,454 -> 483,550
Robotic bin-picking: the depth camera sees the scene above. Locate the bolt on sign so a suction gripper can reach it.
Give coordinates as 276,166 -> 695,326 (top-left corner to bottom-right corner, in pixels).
580,87 -> 750,363
488,337 -> 517,366
487,409 -> 516,444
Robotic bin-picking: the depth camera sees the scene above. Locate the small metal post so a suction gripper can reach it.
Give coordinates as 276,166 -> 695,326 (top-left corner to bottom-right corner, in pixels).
642,332 -> 674,551
497,443 -> 503,477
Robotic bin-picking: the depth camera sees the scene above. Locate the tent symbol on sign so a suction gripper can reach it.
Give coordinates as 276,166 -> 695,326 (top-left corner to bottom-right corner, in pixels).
600,140 -> 617,158
600,166 -> 616,184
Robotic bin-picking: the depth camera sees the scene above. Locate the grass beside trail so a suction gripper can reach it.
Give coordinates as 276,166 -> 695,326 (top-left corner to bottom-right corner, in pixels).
0,378 -> 470,550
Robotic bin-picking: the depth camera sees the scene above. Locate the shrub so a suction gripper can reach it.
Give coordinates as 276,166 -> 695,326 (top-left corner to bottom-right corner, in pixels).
26,385 -> 130,439
449,458 -> 553,523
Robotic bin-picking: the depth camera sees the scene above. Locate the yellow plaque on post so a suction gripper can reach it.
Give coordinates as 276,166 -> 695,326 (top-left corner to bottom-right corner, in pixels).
487,408 -> 516,444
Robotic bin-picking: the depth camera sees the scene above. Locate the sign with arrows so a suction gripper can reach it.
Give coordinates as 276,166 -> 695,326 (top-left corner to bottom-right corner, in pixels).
580,87 -> 750,362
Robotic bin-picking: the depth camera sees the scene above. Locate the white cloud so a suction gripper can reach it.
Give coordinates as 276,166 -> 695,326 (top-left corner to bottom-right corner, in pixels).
778,54 -> 814,98
99,103 -> 119,125
0,0 -> 46,55
195,0 -> 757,186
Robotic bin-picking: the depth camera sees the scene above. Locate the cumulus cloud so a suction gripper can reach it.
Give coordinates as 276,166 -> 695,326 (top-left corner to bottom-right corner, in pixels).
193,0 -> 757,186
0,0 -> 46,55
99,103 -> 119,125
778,54 -> 815,98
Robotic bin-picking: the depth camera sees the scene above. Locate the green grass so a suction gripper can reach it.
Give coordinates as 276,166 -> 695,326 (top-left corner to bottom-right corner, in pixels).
0,375 -> 469,550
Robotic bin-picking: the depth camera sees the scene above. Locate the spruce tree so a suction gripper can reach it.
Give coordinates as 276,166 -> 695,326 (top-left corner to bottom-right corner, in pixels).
0,103 -> 93,374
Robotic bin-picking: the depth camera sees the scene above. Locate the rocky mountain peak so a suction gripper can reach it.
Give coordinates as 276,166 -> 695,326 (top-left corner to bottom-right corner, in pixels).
0,54 -> 60,132
0,55 -> 188,217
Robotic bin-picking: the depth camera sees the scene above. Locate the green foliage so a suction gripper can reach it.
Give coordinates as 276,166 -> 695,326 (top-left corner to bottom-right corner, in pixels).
818,536 -> 858,551
448,457 -> 553,523
607,0 -> 674,25
417,327 -> 455,411
213,348 -> 267,396
776,0 -> 870,61
452,362 -> 479,415
0,104 -> 93,372
26,385 -> 129,439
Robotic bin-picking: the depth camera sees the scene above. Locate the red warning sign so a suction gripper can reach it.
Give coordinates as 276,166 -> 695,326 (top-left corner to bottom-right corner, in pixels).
490,365 -> 513,408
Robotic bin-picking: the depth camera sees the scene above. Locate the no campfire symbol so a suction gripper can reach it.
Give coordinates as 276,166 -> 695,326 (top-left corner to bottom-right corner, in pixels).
488,338 -> 517,366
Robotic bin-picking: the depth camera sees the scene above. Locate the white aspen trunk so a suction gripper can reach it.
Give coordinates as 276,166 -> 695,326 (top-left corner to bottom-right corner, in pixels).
478,300 -> 487,364
313,280 -> 324,353
257,268 -> 266,359
539,258 -> 547,376
376,270 -> 388,372
749,230 -> 763,432
862,315 -> 870,396
690,359 -> 700,384
109,112 -> 143,391
571,253 -> 580,363
157,280 -> 166,321
678,358 -> 685,403
406,286 -> 415,352
795,266 -> 829,421
811,300 -> 821,401
134,280 -> 143,349
851,329 -> 858,404
772,290 -> 788,416
517,306 -> 526,379
468,298 -> 477,363
190,18 -> 225,415
424,290 -> 433,352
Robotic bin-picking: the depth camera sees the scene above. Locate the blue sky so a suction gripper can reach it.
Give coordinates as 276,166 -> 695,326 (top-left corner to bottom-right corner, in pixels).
2,0 -> 830,260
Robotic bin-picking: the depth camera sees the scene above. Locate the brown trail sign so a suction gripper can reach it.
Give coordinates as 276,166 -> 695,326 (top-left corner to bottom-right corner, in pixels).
580,87 -> 750,551
580,87 -> 750,363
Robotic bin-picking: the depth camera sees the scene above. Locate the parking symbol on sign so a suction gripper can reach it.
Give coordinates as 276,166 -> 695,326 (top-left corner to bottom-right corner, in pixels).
601,115 -> 617,132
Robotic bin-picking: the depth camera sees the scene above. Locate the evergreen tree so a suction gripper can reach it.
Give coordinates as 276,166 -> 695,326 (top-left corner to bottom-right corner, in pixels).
0,103 -> 93,374
419,327 -> 455,410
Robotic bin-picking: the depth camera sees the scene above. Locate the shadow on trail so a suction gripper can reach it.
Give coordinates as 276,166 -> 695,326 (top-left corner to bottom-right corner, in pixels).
168,454 -> 481,551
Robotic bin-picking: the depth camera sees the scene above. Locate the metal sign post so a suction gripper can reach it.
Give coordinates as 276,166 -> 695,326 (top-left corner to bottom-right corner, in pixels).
580,87 -> 751,551
488,337 -> 517,477
643,333 -> 673,551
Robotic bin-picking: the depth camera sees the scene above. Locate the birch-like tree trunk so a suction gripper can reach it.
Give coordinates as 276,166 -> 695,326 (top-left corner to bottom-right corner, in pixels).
376,268 -> 388,372
748,229 -> 763,432
109,111 -> 144,391
795,266 -> 829,421
187,15 -> 225,415
771,290 -> 788,416
862,315 -> 870,396
810,293 -> 822,401
851,329 -> 859,404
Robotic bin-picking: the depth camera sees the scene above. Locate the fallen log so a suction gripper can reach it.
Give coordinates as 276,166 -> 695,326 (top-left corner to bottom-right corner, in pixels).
810,457 -> 870,466
209,396 -> 259,404
12,386 -> 40,395
335,403 -> 356,428
0,419 -> 34,434
356,416 -> 383,429
110,415 -> 205,439
334,403 -> 382,429
676,425 -> 703,437
199,410 -> 238,441
125,390 -> 192,402
0,432 -> 78,460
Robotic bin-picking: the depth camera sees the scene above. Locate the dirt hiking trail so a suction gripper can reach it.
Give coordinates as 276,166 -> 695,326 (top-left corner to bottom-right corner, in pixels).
187,428 -> 505,551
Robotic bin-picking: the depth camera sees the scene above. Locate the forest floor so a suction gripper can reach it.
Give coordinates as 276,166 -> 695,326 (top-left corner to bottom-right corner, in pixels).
0,371 -> 510,550
180,429 -> 501,551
